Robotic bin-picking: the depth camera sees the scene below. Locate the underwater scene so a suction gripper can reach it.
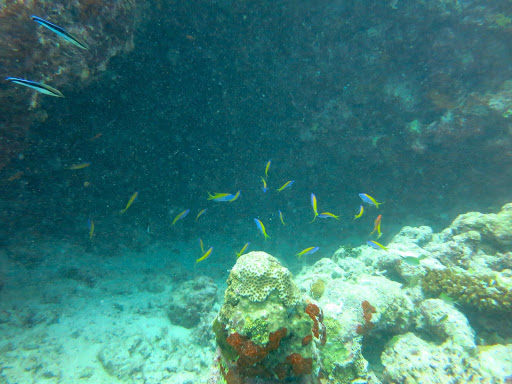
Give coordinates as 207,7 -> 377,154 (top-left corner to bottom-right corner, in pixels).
1,0 -> 512,383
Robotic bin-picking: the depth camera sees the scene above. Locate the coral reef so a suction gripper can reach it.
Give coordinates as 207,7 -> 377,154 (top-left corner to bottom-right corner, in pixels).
213,251 -> 323,382
293,204 -> 512,382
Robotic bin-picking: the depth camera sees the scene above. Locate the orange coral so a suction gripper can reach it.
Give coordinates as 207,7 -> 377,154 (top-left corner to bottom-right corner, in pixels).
226,327 -> 288,370
305,303 -> 327,345
302,334 -> 312,346
356,300 -> 376,335
286,353 -> 313,376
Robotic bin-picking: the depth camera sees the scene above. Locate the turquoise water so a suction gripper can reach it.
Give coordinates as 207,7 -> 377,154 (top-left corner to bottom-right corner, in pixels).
1,1 -> 512,383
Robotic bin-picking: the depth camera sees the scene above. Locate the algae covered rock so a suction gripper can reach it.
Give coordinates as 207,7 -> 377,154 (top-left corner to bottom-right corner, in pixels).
168,276 -> 218,328
213,251 -> 325,382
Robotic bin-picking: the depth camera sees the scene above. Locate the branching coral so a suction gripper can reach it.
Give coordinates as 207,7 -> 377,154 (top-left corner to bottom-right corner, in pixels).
422,268 -> 512,312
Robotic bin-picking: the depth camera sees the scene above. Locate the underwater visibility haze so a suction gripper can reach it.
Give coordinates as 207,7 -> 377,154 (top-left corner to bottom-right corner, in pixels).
0,0 -> 512,383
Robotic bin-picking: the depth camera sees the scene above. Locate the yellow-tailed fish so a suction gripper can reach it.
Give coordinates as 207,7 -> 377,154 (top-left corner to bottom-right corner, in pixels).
310,193 -> 318,223
296,246 -> 319,259
278,210 -> 286,225
318,212 -> 340,220
208,192 -> 234,202
31,16 -> 89,49
199,238 -> 204,253
265,160 -> 271,179
120,191 -> 138,214
88,218 -> 94,240
228,190 -> 241,202
236,242 -> 250,258
172,209 -> 190,225
66,162 -> 91,170
261,177 -> 268,193
354,205 -> 364,220
196,208 -> 208,222
366,240 -> 388,251
196,246 -> 213,263
359,193 -> 384,208
5,77 -> 64,97
276,180 -> 294,192
370,214 -> 382,239
254,218 -> 271,241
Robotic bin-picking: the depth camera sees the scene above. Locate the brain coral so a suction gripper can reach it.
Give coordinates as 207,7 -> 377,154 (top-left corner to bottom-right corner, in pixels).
228,251 -> 300,307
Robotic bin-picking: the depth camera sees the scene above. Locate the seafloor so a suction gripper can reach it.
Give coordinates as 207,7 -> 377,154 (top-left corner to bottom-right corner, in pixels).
0,204 -> 511,384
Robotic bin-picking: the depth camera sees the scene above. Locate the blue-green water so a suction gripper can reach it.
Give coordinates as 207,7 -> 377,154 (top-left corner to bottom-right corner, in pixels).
1,1 -> 512,383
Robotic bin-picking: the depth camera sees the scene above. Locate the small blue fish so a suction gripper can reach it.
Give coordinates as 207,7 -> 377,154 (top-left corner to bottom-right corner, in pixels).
196,208 -> 207,222
254,218 -> 271,241
296,246 -> 319,259
208,192 -> 236,202
359,193 -> 384,208
6,77 -> 64,97
277,180 -> 294,192
172,209 -> 189,225
367,240 -> 388,251
261,177 -> 268,193
278,210 -> 286,225
32,15 -> 89,49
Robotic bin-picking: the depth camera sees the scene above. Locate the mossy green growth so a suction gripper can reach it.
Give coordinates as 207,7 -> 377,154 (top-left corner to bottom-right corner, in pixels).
242,317 -> 269,345
422,268 -> 512,312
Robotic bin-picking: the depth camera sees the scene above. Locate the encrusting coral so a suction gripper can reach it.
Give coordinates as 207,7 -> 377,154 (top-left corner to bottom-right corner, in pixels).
213,251 -> 324,382
422,267 -> 512,312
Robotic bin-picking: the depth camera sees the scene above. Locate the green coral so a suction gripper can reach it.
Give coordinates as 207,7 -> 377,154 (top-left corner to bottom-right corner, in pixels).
422,268 -> 512,312
242,317 -> 269,345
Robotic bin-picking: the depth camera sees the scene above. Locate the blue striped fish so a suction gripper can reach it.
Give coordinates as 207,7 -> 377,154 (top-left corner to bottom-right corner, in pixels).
5,77 -> 64,97
32,15 -> 89,50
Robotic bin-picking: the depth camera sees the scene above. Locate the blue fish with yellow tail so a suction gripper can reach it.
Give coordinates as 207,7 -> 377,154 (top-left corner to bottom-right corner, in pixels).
310,193 -> 319,223
354,205 -> 364,220
88,218 -> 94,240
318,212 -> 340,220
276,180 -> 294,192
196,208 -> 207,222
296,247 -> 319,259
172,209 -> 189,225
278,210 -> 286,225
208,192 -> 235,202
31,15 -> 89,49
196,247 -> 213,263
264,160 -> 271,179
261,177 -> 268,193
359,193 -> 384,208
367,240 -> 388,252
6,77 -> 64,97
254,218 -> 271,241
236,242 -> 250,258
120,191 -> 138,214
